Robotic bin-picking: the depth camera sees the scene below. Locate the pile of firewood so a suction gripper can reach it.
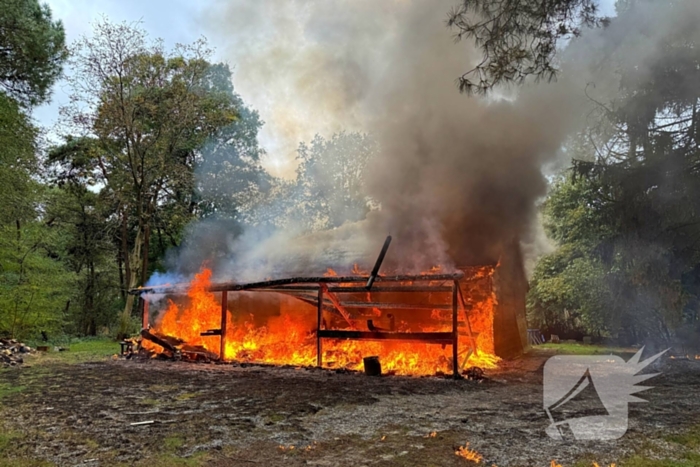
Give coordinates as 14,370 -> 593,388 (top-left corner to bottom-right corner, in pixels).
0,338 -> 34,367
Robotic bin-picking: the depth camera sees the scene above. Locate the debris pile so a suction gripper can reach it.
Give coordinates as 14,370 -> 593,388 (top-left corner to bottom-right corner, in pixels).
1,338 -> 34,367
139,329 -> 219,362
463,366 -> 486,381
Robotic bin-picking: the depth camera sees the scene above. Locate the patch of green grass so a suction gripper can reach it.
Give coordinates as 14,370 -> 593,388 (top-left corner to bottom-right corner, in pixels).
175,392 -> 198,401
572,424 -> 700,467
135,451 -> 209,467
0,429 -> 53,467
666,425 -> 700,449
139,398 -> 161,406
538,342 -> 637,356
28,337 -> 118,365
0,430 -> 20,454
0,382 -> 25,399
162,435 -> 185,452
620,453 -> 700,467
265,413 -> 286,424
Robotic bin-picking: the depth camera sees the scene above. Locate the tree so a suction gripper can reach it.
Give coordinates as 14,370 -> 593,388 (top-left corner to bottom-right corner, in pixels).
528,0 -> 700,344
447,0 -> 606,94
195,63 -> 271,222
43,183 -> 120,336
0,0 -> 70,339
57,20 -> 238,335
294,132 -> 375,231
0,0 -> 67,106
0,93 -> 37,225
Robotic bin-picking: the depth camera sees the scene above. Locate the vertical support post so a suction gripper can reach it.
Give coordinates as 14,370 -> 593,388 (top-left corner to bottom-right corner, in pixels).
141,297 -> 149,330
317,286 -> 323,368
452,280 -> 459,379
220,290 -> 228,361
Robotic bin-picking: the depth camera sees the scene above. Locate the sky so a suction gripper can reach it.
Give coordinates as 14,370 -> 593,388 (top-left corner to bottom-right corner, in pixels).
33,0 -> 619,179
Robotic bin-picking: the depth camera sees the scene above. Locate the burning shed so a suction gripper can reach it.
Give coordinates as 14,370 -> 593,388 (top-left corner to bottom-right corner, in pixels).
134,237 -> 528,377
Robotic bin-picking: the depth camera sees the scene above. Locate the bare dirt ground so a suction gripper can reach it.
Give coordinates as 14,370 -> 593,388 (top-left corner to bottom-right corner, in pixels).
1,349 -> 699,467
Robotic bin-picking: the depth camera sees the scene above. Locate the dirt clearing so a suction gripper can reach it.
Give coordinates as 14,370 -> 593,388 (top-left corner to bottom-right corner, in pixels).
1,349 -> 699,466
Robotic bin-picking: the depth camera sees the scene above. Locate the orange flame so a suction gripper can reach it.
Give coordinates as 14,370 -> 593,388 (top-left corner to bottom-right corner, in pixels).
144,266 -> 499,376
455,442 -> 482,463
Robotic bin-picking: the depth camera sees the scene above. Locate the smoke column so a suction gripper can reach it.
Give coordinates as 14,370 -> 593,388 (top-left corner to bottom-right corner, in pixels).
170,0 -> 599,281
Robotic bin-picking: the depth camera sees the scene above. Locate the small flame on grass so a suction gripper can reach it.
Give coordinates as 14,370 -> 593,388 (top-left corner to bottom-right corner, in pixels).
425,431 -> 437,438
455,442 -> 482,463
278,445 -> 295,451
380,435 -> 386,441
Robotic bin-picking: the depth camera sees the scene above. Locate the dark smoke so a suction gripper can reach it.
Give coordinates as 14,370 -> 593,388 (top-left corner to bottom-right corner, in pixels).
160,0 -> 608,282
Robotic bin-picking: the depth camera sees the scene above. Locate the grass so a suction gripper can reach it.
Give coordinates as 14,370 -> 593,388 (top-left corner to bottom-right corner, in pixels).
26,337 -> 118,365
0,382 -> 25,399
133,452 -> 209,467
619,453 -> 700,467
128,434 -> 209,467
0,428 -> 53,467
666,424 -> 700,449
538,342 -> 638,356
569,425 -> 700,467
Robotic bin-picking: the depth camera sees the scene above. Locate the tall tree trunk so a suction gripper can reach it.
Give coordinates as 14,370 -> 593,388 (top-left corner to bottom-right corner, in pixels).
141,221 -> 151,285
119,226 -> 142,337
121,211 -> 130,297
117,248 -> 125,301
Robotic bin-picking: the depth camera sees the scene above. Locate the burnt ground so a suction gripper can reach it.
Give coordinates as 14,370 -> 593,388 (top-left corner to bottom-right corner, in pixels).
0,349 -> 699,467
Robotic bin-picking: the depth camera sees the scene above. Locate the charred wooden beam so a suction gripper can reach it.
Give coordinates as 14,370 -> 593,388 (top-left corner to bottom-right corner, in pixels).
200,329 -> 222,336
452,280 -> 459,379
140,329 -> 183,353
180,344 -> 219,361
318,330 -> 454,343
256,285 -> 454,293
131,272 -> 465,295
317,287 -> 323,367
366,235 -> 392,290
457,286 -> 479,361
141,298 -> 149,330
338,302 -> 453,310
320,284 -> 355,329
220,290 -> 228,361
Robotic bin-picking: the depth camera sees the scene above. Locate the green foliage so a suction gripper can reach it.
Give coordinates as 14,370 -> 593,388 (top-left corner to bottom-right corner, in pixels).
44,186 -> 121,335
447,0 -> 606,94
196,64 -> 271,222
0,94 -> 75,340
0,217 -> 75,339
528,0 -> 700,344
54,19 -> 241,334
0,0 -> 67,106
0,93 -> 37,225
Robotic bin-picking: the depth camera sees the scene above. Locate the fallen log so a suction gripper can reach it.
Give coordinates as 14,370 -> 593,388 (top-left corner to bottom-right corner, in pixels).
180,344 -> 219,361
140,329 -> 183,353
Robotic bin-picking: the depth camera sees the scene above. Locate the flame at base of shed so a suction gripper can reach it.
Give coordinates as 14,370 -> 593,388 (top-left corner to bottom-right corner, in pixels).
142,265 -> 518,376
